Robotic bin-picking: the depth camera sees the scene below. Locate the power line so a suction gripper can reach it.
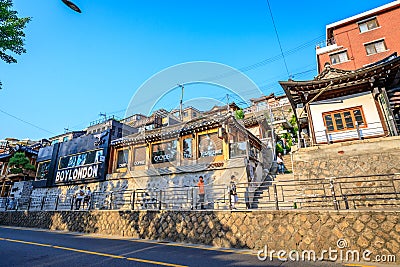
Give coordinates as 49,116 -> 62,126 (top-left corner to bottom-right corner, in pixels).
266,0 -> 290,78
0,108 -> 56,135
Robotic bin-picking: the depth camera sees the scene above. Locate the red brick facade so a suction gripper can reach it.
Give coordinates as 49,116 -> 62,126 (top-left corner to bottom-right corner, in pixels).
317,2 -> 400,73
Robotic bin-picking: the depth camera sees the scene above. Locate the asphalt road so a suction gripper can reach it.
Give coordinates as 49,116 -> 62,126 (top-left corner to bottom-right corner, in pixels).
0,226 -> 373,267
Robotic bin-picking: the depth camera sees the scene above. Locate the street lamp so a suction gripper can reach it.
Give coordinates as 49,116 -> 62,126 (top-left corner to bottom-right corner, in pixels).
61,0 -> 82,13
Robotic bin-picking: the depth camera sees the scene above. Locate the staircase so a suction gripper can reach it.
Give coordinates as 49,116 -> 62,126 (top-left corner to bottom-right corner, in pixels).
281,154 -> 293,173
233,173 -> 299,210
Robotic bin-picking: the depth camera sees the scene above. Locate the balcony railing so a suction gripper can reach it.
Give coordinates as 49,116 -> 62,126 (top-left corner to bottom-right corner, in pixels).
315,37 -> 336,49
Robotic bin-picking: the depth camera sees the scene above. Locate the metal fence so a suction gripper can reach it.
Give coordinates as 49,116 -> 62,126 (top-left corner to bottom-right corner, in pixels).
0,173 -> 398,212
314,121 -> 385,145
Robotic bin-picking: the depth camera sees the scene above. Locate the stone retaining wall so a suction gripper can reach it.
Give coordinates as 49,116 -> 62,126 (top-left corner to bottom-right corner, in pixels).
292,136 -> 400,178
0,210 -> 398,264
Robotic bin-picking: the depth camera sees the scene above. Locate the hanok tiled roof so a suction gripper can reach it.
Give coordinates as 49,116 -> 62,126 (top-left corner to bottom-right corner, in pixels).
112,114 -> 230,147
280,54 -> 400,107
112,113 -> 263,148
243,113 -> 269,128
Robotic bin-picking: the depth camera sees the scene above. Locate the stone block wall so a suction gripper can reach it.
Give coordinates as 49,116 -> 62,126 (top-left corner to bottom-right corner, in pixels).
0,210 -> 398,264
288,137 -> 400,209
292,136 -> 400,179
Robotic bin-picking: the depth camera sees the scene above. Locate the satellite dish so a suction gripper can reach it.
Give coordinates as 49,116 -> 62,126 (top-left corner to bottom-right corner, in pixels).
61,0 -> 82,13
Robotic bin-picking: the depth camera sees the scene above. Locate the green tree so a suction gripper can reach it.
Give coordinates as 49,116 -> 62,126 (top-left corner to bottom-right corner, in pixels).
0,0 -> 31,88
234,109 -> 244,119
8,152 -> 35,174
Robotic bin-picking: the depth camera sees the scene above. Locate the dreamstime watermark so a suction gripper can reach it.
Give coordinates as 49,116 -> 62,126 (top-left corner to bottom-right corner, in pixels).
257,239 -> 396,263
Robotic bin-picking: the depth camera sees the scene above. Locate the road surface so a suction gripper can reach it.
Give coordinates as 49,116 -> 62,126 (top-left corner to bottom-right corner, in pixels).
0,226 -> 379,267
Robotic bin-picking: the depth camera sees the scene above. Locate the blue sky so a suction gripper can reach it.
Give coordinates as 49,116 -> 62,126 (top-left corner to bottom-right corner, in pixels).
0,0 -> 393,140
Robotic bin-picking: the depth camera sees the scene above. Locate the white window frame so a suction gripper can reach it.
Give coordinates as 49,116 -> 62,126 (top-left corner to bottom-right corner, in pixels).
358,17 -> 380,33
364,38 -> 388,56
329,50 -> 350,65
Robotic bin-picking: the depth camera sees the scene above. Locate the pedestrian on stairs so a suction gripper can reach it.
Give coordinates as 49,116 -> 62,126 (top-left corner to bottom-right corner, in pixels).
277,153 -> 285,174
229,175 -> 238,209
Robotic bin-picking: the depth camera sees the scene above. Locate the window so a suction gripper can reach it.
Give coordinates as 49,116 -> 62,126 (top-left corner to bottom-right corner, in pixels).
359,18 -> 379,33
365,40 -> 387,55
58,149 -> 104,169
51,140 -> 59,145
198,133 -> 223,158
323,107 -> 366,133
116,149 -> 129,168
192,112 -> 197,117
63,136 -> 69,142
36,161 -> 51,180
182,138 -> 193,159
183,111 -> 188,117
229,141 -> 247,158
152,140 -> 177,164
133,146 -> 146,166
330,51 -> 348,65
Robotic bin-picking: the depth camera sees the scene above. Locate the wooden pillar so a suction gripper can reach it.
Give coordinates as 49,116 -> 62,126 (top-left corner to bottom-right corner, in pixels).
145,143 -> 151,170
223,126 -> 230,161
305,103 -> 316,146
0,179 -> 6,197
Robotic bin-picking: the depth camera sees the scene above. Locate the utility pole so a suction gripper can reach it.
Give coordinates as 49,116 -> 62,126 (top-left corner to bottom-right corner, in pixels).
178,84 -> 184,121
226,94 -> 230,113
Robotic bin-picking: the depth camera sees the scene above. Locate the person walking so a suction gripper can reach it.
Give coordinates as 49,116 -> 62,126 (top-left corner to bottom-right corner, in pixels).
229,175 -> 238,209
75,186 -> 85,210
277,153 -> 285,174
197,176 -> 205,209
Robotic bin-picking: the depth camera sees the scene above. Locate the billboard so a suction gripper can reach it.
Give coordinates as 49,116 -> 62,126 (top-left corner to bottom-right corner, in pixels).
34,131 -> 110,187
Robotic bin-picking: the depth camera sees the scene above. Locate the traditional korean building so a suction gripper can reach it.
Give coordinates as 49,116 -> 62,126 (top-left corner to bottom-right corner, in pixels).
109,113 -> 272,208
0,138 -> 44,197
280,54 -> 400,146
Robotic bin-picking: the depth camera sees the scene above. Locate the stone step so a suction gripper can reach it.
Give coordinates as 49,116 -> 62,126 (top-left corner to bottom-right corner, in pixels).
281,155 -> 293,172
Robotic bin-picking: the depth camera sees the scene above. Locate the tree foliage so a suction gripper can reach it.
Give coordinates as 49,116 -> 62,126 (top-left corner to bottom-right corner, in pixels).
234,109 -> 244,120
0,0 -> 31,64
8,152 -> 35,174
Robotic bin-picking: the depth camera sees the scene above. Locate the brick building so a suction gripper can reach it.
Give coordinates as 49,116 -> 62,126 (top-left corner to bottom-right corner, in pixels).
316,1 -> 400,73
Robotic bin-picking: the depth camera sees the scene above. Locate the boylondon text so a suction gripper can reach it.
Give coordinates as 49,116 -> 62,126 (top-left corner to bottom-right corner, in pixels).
55,165 -> 99,183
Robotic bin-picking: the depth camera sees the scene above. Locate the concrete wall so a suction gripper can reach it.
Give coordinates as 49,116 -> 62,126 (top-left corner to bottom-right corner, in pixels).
310,92 -> 384,143
0,210 -> 398,264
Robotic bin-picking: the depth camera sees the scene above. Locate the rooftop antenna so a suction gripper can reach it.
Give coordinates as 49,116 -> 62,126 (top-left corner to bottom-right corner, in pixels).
178,84 -> 184,121
99,112 -> 107,122
64,127 -> 70,133
61,0 -> 82,13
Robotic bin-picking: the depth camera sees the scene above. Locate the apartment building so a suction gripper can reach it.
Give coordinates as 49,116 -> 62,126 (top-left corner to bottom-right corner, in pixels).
316,1 -> 400,73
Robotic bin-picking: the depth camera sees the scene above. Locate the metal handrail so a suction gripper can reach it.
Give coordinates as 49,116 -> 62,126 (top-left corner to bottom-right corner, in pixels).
0,173 -> 398,212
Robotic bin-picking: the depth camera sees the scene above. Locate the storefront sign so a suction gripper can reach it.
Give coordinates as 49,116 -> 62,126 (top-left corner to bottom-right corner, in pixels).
134,160 -> 146,166
153,153 -> 174,163
200,149 -> 222,157
152,140 -> 177,164
55,164 -> 99,182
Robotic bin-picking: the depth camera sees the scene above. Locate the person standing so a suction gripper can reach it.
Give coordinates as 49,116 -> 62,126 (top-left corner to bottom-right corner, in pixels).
229,175 -> 238,209
83,187 -> 92,210
75,186 -> 85,210
277,153 -> 285,174
197,176 -> 205,209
